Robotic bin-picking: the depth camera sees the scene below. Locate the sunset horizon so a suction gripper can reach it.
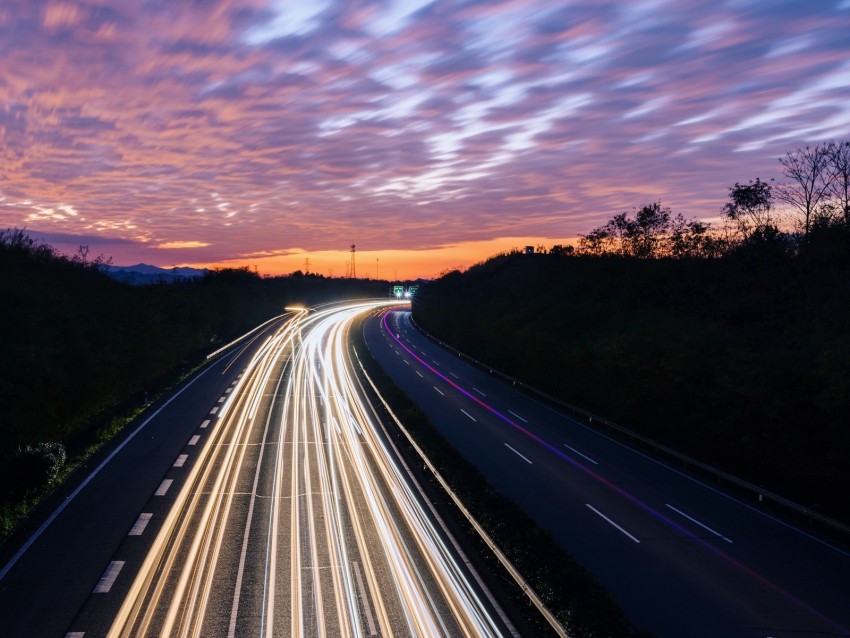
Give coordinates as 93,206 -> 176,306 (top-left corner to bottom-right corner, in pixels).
3,1 -> 849,279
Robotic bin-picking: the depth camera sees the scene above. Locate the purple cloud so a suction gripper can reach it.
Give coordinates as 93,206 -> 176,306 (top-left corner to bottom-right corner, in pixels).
1,0 -> 849,272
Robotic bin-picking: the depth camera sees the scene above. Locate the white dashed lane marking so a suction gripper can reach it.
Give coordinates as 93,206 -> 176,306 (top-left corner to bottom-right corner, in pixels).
155,479 -> 173,496
563,443 -> 598,465
586,504 -> 641,543
507,410 -> 527,423
505,443 -> 533,465
128,513 -> 152,536
666,504 -> 733,543
93,561 -> 125,593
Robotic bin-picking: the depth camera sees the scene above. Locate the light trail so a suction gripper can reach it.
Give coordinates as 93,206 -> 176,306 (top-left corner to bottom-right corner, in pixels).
106,301 -> 506,638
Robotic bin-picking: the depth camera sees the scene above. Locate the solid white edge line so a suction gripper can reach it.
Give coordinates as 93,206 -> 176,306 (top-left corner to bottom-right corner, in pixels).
504,443 -> 533,465
128,513 -> 152,537
586,504 -> 641,543
563,443 -> 598,465
666,504 -> 734,543
0,358 -> 223,582
93,561 -> 125,593
460,409 -> 477,422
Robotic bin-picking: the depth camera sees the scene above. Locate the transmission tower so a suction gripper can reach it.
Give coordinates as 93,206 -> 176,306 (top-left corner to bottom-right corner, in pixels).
350,244 -> 356,278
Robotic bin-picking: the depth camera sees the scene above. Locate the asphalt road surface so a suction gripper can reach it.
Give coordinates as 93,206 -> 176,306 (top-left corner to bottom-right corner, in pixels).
364,308 -> 850,638
0,301 -> 514,638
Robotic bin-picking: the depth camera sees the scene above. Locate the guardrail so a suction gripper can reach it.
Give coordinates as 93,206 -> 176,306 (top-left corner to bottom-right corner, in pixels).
409,315 -> 850,539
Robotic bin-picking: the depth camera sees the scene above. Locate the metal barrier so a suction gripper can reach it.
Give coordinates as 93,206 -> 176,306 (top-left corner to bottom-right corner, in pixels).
409,315 -> 850,538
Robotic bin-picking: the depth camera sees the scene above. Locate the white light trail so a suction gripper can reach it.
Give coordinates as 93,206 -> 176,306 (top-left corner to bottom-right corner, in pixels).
106,301 -> 504,637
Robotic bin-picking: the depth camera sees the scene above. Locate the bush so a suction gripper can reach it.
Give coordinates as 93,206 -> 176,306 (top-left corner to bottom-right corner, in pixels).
15,441 -> 66,491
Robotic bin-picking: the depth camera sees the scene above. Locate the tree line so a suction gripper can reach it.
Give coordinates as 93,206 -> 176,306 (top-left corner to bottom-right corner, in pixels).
571,138 -> 850,261
0,229 -> 388,536
412,150 -> 850,522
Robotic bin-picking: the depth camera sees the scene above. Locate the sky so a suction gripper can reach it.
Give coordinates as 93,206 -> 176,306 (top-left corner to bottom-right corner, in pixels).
2,0 -> 850,279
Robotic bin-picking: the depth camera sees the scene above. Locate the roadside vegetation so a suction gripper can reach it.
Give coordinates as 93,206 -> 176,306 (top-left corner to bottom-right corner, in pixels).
0,228 -> 387,538
413,140 -> 850,524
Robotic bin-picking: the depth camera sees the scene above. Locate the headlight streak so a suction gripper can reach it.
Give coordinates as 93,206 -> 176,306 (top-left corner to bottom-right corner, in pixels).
108,315 -> 303,637
108,300 -> 507,638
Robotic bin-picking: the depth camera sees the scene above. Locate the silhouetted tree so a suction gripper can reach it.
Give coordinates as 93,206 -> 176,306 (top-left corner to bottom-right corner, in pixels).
577,225 -> 613,255
825,139 -> 850,231
627,202 -> 671,258
579,203 -> 715,258
579,204 -> 671,258
723,178 -> 775,240
669,214 -> 724,258
549,244 -> 575,256
777,144 -> 834,242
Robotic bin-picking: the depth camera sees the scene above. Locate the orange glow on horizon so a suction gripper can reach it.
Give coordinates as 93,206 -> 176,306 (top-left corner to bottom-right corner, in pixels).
180,236 -> 577,280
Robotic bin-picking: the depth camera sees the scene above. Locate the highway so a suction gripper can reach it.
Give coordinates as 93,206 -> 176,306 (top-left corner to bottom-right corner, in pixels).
1,301 -> 513,638
364,309 -> 850,638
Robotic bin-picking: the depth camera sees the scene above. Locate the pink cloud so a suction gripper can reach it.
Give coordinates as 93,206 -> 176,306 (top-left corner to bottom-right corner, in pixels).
1,0 -> 849,273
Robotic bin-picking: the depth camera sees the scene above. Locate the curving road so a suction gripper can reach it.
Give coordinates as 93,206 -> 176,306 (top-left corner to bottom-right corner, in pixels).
364,309 -> 850,638
48,300 -> 511,638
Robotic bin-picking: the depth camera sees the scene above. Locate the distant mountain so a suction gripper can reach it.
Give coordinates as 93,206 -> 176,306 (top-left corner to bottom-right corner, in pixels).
106,263 -> 208,284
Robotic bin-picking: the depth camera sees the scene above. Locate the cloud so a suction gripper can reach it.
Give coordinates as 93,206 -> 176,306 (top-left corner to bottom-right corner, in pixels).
0,0 -> 848,275
155,240 -> 211,249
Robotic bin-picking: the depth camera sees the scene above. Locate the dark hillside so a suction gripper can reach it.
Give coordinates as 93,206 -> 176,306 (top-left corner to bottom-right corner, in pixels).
0,230 -> 387,534
413,251 -> 850,522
